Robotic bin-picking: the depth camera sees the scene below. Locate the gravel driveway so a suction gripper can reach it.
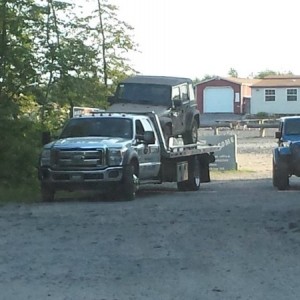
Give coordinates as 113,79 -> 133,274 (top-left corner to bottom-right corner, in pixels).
1,128 -> 300,300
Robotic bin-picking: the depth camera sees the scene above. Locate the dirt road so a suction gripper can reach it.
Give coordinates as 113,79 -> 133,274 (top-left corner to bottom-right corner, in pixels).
1,128 -> 300,300
1,178 -> 300,300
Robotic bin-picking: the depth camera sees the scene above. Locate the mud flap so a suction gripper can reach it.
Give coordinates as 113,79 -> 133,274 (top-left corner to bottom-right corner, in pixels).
199,153 -> 212,183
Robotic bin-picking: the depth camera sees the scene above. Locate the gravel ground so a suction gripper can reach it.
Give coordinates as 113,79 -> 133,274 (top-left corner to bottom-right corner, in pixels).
2,127 -> 300,300
199,127 -> 277,180
199,127 -> 278,154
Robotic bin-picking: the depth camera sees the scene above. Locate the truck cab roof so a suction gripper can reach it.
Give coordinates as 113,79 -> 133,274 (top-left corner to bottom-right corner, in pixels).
120,75 -> 193,86
72,112 -> 151,122
278,116 -> 300,142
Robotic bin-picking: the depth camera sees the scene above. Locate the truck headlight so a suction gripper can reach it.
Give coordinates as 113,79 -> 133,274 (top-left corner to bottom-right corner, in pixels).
40,149 -> 51,166
108,148 -> 126,166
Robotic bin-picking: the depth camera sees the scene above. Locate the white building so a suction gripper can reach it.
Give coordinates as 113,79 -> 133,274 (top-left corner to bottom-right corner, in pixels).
250,76 -> 300,115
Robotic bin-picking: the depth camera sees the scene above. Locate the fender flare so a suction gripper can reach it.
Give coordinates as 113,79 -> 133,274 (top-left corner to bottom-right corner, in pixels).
273,147 -> 291,165
122,149 -> 139,172
185,111 -> 200,131
159,116 -> 173,134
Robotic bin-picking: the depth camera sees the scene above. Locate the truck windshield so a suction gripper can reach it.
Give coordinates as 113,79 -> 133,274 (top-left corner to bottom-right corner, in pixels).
116,83 -> 171,106
60,118 -> 133,139
284,119 -> 300,135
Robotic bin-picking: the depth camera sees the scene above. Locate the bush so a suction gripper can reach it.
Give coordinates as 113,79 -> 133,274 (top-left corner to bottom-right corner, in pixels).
0,180 -> 40,203
256,112 -> 269,119
0,117 -> 41,187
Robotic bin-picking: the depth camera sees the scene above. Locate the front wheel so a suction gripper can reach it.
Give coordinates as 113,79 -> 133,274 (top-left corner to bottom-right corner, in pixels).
121,164 -> 139,201
183,119 -> 198,145
41,185 -> 55,202
273,161 -> 289,190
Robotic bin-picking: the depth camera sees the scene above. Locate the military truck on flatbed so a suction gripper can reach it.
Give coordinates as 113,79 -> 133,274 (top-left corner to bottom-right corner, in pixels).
38,110 -> 219,201
273,116 -> 300,190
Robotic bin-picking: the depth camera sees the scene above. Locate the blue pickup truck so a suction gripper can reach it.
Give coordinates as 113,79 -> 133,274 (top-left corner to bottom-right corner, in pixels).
273,116 -> 300,190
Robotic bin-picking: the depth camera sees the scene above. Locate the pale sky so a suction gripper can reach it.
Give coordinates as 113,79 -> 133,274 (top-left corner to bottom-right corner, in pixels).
110,0 -> 300,79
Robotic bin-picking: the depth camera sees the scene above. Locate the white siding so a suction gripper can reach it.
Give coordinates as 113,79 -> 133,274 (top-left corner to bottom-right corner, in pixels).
251,87 -> 300,114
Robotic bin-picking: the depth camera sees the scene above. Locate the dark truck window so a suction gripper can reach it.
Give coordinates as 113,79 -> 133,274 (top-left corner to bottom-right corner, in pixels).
60,118 -> 133,139
116,83 -> 171,106
284,119 -> 300,135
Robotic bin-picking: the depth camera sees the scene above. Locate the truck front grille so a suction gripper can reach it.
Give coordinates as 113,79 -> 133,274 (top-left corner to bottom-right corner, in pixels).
51,149 -> 104,169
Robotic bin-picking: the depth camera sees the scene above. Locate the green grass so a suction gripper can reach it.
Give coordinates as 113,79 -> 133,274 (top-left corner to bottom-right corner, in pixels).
0,182 -> 40,203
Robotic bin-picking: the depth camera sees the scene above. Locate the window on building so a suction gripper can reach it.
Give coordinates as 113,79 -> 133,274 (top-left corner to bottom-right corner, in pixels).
287,89 -> 297,101
265,89 -> 275,101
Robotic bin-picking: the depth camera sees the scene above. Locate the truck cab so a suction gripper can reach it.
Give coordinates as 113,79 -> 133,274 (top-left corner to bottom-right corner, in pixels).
273,116 -> 300,190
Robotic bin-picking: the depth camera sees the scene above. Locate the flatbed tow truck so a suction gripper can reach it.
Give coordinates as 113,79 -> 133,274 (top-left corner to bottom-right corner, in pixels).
38,108 -> 220,201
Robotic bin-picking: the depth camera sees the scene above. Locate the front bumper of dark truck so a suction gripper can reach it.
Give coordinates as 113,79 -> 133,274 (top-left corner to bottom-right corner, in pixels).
38,166 -> 123,191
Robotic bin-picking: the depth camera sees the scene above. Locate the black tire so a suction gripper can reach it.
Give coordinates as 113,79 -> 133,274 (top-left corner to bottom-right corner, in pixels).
41,185 -> 55,202
177,157 -> 200,191
272,161 -> 278,187
183,119 -> 198,145
121,164 -> 139,201
177,180 -> 188,191
199,153 -> 211,183
273,162 -> 289,190
187,157 -> 201,191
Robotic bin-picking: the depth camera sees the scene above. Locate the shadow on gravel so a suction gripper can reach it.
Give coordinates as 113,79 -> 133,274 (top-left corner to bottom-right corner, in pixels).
211,177 -> 300,191
45,185 -> 179,203
40,177 -> 300,203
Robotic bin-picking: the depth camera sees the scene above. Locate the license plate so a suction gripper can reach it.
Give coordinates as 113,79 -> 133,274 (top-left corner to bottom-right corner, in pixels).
71,174 -> 82,181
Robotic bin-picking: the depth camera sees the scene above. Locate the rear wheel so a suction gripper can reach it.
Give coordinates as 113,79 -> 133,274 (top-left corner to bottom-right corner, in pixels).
183,119 -> 198,145
177,157 -> 200,191
177,180 -> 188,191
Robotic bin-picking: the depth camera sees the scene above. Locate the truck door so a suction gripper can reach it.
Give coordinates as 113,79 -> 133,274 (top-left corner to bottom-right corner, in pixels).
134,119 -> 161,179
171,84 -> 188,136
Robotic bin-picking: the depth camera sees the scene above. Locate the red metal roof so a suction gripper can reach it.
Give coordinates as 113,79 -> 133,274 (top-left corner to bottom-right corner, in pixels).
195,76 -> 259,86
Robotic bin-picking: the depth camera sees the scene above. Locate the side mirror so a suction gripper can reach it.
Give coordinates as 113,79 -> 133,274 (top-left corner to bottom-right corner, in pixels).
173,98 -> 182,108
42,131 -> 51,145
275,131 -> 281,139
143,131 -> 155,144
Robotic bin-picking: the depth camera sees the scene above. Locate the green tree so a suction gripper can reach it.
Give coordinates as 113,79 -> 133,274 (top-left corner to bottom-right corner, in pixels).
228,68 -> 238,78
0,0 -> 41,117
254,70 -> 294,79
81,0 -> 138,88
254,69 -> 278,79
0,0 -> 43,186
201,74 -> 216,81
0,0 -> 138,188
